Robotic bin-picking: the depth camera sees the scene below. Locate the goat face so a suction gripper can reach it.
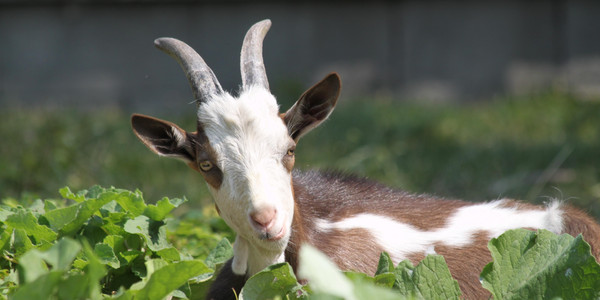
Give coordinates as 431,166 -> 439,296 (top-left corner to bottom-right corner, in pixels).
198,87 -> 295,252
131,20 -> 340,257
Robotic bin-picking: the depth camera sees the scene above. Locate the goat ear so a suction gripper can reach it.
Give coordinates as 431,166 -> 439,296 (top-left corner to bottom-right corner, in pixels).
284,72 -> 341,141
131,114 -> 196,163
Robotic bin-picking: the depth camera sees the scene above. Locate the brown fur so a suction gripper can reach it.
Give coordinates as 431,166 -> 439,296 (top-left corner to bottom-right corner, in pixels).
561,205 -> 600,258
191,125 -> 224,189
433,231 -> 494,299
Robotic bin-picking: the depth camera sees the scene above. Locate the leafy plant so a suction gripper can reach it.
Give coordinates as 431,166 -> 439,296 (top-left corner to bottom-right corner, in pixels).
1,186 -> 599,299
0,186 -> 227,299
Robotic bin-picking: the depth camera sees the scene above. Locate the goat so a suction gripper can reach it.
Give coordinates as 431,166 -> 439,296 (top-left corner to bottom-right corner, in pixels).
131,19 -> 600,299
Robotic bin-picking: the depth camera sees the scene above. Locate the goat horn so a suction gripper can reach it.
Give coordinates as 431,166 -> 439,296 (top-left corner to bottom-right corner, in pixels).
240,19 -> 271,91
154,37 -> 223,106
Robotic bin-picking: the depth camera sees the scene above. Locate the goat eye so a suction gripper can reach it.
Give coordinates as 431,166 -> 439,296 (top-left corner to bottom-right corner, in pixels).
286,148 -> 295,156
199,160 -> 213,172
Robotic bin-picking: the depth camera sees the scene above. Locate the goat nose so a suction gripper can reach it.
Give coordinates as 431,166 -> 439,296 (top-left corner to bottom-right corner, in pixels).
250,207 -> 276,229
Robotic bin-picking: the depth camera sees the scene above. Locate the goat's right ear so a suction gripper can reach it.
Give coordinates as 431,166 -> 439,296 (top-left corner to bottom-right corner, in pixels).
284,73 -> 341,141
131,114 -> 196,163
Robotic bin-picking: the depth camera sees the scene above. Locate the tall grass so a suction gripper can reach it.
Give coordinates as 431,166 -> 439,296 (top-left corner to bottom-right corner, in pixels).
1,92 -> 599,219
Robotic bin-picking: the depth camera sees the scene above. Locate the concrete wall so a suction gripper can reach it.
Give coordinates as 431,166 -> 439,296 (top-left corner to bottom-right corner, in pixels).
2,1 -> 600,112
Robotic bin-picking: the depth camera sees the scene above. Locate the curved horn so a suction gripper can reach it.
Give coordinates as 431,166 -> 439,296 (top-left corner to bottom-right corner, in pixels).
240,19 -> 271,91
154,37 -> 223,106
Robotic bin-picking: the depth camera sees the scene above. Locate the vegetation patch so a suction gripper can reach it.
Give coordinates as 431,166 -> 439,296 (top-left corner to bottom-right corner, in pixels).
1,186 -> 599,299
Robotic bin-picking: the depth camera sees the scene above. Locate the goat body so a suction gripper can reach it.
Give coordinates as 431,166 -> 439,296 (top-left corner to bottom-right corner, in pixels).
208,170 -> 600,299
130,20 -> 600,300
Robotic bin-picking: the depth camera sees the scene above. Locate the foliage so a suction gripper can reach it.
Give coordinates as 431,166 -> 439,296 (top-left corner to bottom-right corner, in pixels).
1,186 -> 599,299
2,93 -> 600,220
0,186 -> 230,299
481,229 -> 600,299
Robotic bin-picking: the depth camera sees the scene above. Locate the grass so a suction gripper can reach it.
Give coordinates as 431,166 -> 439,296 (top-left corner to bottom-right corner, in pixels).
1,91 -> 599,220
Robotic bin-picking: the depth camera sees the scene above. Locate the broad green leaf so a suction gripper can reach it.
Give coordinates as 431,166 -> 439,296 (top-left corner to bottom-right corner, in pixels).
375,252 -> 394,275
44,192 -> 115,236
157,247 -> 183,262
0,227 -> 11,250
11,270 -> 63,300
37,238 -> 81,271
86,185 -> 110,199
82,241 -> 107,300
28,199 -> 46,217
11,228 -> 34,256
0,207 -> 14,222
299,245 -> 399,300
59,186 -> 85,203
5,210 -> 57,243
120,250 -> 143,264
144,197 -> 186,221
240,263 -> 303,300
297,245 -> 357,300
44,204 -> 78,231
123,215 -> 170,251
393,255 -> 462,299
114,191 -> 147,217
17,238 -> 80,283
57,274 -> 89,300
94,243 -> 120,269
481,229 -> 600,299
204,238 -> 233,269
133,260 -> 211,300
17,249 -> 48,284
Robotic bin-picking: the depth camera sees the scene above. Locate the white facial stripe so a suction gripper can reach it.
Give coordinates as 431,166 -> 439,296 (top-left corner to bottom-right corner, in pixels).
316,200 -> 564,263
196,87 -> 295,274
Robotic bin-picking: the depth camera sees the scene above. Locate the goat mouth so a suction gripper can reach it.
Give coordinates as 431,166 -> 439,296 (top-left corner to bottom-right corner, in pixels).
264,226 -> 286,241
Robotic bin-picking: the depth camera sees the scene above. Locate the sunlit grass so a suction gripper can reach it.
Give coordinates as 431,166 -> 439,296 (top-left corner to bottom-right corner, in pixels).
2,91 -> 599,219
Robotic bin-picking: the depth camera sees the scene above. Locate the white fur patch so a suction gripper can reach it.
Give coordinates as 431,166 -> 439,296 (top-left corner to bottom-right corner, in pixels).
315,200 -> 564,263
197,87 -> 295,275
170,126 -> 186,147
232,236 -> 249,275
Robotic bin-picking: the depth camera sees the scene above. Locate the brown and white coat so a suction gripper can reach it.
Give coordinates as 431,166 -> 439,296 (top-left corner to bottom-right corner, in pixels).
131,20 -> 600,299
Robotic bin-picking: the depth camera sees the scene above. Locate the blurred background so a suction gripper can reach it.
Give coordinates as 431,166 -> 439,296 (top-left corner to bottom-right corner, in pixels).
1,1 -> 600,220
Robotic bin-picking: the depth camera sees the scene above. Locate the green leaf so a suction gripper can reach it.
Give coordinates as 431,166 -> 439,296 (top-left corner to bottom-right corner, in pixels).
123,215 -> 170,251
120,250 -> 143,264
95,243 -> 120,269
57,274 -> 89,300
204,238 -> 233,269
38,238 -> 81,271
133,260 -> 211,300
103,235 -> 126,255
11,271 -> 63,300
375,252 -> 394,275
44,191 -> 115,236
11,228 -> 34,256
239,263 -> 303,300
298,245 -> 355,299
17,249 -> 49,284
157,247 -> 182,262
44,205 -> 78,231
144,197 -> 186,221
0,228 -> 11,251
480,229 -> 600,299
82,241 -> 107,299
0,207 -> 15,222
113,191 -> 147,217
17,238 -> 81,283
5,210 -> 57,243
59,186 -> 85,203
393,255 -> 462,299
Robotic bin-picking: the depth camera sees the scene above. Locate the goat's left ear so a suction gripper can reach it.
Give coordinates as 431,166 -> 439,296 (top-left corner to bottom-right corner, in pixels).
284,72 -> 341,141
131,114 -> 196,163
